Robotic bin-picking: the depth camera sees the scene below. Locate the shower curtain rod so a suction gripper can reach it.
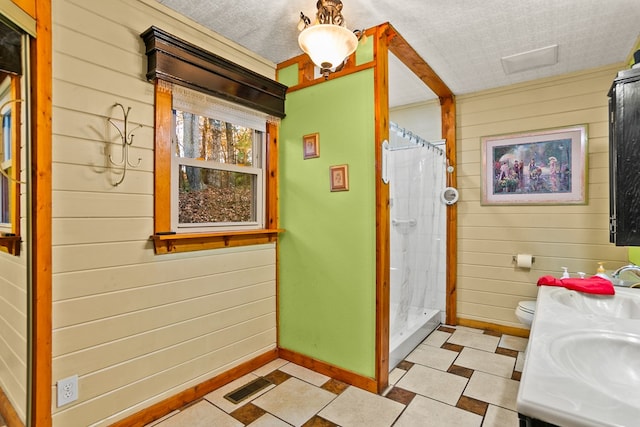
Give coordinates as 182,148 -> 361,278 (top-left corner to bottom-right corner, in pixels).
389,121 -> 444,154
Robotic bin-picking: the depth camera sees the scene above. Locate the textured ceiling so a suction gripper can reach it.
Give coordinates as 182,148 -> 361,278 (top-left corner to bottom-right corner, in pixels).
155,0 -> 640,107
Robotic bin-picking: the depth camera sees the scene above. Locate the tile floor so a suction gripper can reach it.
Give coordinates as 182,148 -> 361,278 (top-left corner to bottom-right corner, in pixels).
147,325 -> 528,427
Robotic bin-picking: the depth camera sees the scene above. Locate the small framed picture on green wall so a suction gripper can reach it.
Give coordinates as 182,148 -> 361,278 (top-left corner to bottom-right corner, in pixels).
303,133 -> 319,159
330,164 -> 349,192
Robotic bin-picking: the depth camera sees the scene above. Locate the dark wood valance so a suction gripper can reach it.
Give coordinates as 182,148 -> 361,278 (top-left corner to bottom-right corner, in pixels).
141,26 -> 287,118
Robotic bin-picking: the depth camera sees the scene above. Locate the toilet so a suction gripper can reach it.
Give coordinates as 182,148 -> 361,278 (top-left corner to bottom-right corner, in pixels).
515,300 -> 536,327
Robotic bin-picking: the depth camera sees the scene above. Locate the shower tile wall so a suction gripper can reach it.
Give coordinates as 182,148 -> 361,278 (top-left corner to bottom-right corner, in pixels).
390,145 -> 447,322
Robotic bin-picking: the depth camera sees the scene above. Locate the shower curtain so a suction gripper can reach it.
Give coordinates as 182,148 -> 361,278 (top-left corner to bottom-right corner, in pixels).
386,123 -> 447,368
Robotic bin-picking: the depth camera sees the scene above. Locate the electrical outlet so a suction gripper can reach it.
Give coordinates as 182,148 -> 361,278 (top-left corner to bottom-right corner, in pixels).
57,375 -> 78,407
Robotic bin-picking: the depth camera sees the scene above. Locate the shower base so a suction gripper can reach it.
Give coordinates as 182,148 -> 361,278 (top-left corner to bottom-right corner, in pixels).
389,307 -> 440,371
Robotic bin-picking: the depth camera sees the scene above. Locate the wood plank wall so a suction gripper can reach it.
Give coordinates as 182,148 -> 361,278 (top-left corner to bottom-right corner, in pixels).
0,254 -> 27,422
456,64 -> 628,329
50,1 -> 278,425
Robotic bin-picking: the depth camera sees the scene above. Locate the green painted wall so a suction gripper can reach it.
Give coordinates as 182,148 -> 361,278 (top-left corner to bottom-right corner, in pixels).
278,69 -> 377,377
278,63 -> 298,88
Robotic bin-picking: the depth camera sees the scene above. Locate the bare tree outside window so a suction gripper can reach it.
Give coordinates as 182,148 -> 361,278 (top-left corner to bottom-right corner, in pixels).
174,110 -> 260,225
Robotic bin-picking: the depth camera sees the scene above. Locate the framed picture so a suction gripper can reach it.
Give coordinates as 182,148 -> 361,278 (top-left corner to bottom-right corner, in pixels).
329,164 -> 349,192
481,125 -> 587,205
303,133 -> 319,159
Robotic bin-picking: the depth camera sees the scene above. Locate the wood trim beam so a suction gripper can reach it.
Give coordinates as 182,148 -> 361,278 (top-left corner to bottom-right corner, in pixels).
278,348 -> 378,393
266,122 -> 279,230
373,23 -> 390,394
0,235 -> 20,256
442,95 -> 458,325
31,0 -> 53,425
386,26 -> 453,99
153,81 -> 172,233
151,229 -> 283,254
386,23 -> 458,326
457,317 -> 530,339
141,26 -> 287,119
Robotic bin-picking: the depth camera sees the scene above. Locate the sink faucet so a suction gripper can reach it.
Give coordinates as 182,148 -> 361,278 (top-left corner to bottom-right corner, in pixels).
611,264 -> 640,279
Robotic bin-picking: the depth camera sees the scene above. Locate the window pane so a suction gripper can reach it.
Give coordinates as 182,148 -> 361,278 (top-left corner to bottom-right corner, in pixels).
1,110 -> 10,224
0,174 -> 7,223
174,110 -> 256,167
2,112 -> 10,162
178,165 -> 256,224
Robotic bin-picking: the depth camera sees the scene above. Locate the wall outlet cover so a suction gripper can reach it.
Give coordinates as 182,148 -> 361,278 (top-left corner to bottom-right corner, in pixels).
57,374 -> 78,407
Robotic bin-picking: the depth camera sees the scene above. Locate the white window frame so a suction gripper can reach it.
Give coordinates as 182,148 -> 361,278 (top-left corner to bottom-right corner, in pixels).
0,75 -> 13,229
169,85 -> 268,233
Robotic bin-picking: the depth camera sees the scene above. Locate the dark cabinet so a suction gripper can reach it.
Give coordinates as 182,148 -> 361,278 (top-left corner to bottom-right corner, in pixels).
608,67 -> 640,246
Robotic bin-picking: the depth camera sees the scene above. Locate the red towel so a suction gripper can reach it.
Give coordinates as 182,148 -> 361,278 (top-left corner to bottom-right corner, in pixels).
537,275 -> 615,295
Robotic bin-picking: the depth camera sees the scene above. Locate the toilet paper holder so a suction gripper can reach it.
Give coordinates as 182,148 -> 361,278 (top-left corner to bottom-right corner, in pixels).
512,254 -> 535,266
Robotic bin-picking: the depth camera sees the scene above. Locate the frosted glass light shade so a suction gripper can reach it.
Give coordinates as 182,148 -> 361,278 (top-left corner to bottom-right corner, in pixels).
298,24 -> 358,70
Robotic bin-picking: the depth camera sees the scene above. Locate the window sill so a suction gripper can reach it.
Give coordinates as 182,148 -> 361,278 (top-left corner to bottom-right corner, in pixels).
151,229 -> 284,254
0,235 -> 21,256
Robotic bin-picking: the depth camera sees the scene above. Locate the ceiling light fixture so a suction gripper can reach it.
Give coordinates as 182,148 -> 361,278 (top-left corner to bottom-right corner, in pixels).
298,0 -> 361,80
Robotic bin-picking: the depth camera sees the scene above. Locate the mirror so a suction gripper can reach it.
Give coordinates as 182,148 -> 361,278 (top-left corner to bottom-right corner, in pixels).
0,14 -> 30,425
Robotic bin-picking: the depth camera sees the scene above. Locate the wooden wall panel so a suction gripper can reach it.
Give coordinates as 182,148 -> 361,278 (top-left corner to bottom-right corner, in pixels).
50,0 -> 279,425
456,64 -> 629,329
52,268 -> 275,328
52,298 -> 274,376
52,218 -> 153,245
51,246 -> 275,300
52,281 -> 275,355
52,191 -> 152,218
52,333 -> 275,426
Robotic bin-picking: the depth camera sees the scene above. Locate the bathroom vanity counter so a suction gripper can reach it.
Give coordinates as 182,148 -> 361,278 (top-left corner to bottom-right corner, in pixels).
517,285 -> 640,427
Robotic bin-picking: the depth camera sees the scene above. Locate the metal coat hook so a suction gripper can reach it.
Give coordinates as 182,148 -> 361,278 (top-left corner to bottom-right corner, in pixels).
107,103 -> 143,186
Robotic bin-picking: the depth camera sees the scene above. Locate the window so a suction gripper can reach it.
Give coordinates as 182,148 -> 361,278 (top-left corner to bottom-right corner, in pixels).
0,17 -> 25,256
1,99 -> 12,224
171,86 -> 266,233
150,81 -> 282,254
142,27 -> 287,254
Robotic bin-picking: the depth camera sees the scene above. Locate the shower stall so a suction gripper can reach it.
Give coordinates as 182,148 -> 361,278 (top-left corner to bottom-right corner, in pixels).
385,122 -> 447,370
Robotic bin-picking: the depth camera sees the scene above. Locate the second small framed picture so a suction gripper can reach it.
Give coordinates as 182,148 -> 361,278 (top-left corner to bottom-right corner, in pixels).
303,133 -> 320,159
329,164 -> 349,192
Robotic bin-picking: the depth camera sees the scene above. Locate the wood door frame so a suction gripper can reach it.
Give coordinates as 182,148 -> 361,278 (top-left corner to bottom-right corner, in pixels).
374,23 -> 456,392
278,22 -> 456,394
30,0 -> 53,425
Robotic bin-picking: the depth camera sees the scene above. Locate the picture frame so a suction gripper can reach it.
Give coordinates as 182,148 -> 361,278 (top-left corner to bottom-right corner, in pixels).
481,125 -> 588,205
329,164 -> 349,192
302,133 -> 320,159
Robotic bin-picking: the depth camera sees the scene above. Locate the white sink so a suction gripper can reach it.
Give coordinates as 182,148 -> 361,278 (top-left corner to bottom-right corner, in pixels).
549,331 -> 640,408
549,288 -> 640,319
518,286 -> 640,427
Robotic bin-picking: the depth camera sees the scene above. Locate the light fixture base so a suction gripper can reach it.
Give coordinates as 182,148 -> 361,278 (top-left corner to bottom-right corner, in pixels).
298,0 -> 359,80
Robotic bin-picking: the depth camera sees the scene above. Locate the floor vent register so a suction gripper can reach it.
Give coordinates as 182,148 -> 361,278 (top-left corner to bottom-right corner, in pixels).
223,377 -> 273,404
